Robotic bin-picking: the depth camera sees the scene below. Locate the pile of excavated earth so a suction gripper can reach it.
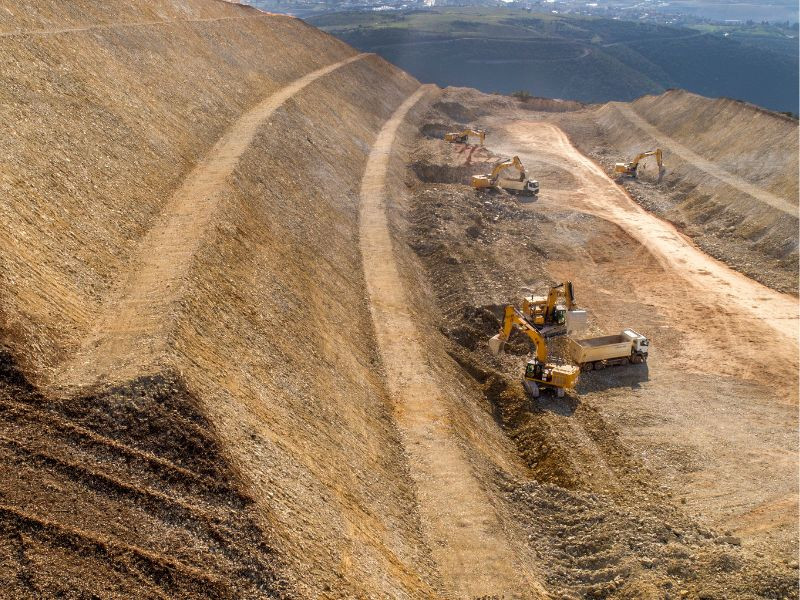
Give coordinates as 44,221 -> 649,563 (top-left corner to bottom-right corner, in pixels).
0,0 -> 797,598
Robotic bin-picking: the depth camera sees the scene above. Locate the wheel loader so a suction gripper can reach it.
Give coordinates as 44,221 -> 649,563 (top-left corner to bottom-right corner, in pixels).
471,156 -> 539,197
489,305 -> 579,398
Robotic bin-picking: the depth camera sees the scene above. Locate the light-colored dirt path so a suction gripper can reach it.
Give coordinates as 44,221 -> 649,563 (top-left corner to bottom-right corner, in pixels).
0,14 -> 282,38
611,103 -> 797,216
360,86 -> 546,599
51,53 -> 367,393
491,117 -> 797,553
499,121 -> 799,346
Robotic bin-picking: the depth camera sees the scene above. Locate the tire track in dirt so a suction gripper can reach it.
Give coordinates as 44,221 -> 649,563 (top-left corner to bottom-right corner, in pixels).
0,14 -> 282,38
360,85 -> 547,599
51,53 -> 367,393
611,103 -> 797,216
498,121 -> 798,347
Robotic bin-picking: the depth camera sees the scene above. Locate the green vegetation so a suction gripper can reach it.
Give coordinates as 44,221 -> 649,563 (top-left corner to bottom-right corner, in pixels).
309,8 -> 799,112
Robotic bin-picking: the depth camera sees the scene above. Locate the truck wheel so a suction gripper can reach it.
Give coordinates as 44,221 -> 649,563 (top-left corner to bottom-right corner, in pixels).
582,362 -> 593,372
593,361 -> 604,370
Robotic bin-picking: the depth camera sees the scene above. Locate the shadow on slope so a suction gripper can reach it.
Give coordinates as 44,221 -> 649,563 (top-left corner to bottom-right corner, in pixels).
0,349 -> 288,599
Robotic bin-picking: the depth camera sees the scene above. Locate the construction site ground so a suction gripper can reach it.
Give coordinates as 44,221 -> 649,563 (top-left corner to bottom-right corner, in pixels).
1,1 -> 798,597
406,90 -> 799,596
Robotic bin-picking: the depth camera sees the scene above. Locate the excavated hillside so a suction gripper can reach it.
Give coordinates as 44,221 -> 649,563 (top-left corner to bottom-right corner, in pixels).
554,89 -> 800,294
0,1 -> 441,597
2,1 -> 798,598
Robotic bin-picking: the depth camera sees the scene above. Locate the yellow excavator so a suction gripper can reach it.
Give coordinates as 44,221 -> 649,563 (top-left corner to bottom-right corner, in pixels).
522,281 -> 587,337
444,128 -> 486,145
522,281 -> 575,328
489,305 -> 580,398
471,156 -> 539,196
614,149 -> 664,179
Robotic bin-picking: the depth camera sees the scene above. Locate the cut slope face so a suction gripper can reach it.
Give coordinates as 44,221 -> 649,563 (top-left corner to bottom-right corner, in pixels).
0,1 -> 441,596
557,89 -> 799,293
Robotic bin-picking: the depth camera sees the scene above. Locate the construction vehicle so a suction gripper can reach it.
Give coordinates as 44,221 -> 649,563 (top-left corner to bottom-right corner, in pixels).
567,330 -> 650,371
614,149 -> 664,179
444,128 -> 486,145
489,305 -> 580,398
471,156 -> 539,197
521,281 -> 587,337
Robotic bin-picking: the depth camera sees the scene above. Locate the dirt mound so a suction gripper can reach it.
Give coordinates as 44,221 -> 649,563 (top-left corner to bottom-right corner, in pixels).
420,122 -> 451,138
516,96 -> 587,112
433,100 -> 486,122
555,89 -> 799,293
0,349 -> 287,598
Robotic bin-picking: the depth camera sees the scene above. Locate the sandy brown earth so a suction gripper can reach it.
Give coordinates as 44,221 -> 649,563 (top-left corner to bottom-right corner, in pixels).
553,90 -> 799,294
1,0 -> 798,597
402,88 -> 798,596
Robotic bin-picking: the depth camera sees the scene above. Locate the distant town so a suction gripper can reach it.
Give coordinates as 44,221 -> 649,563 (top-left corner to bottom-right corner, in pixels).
248,0 -> 798,25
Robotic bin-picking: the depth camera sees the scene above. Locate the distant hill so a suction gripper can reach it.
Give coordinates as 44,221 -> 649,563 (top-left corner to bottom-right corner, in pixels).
310,8 -> 799,113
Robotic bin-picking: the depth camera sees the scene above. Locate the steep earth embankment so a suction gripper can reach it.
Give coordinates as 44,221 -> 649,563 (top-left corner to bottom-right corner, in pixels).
0,1 -> 443,596
556,89 -> 799,294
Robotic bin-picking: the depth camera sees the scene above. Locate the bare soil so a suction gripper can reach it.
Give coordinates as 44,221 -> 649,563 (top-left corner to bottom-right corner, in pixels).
394,89 -> 798,597
1,1 -> 798,597
552,89 -> 799,294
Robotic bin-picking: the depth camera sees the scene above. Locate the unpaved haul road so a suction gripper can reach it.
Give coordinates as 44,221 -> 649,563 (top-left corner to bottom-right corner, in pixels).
611,103 -> 797,216
499,121 -> 799,346
492,117 -> 797,554
360,87 -> 546,599
51,53 -> 367,393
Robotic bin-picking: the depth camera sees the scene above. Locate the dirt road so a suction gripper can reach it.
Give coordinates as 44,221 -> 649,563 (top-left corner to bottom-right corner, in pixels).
500,121 -> 799,346
490,117 -> 798,554
611,103 -> 797,216
51,53 -> 367,393
360,88 -> 546,598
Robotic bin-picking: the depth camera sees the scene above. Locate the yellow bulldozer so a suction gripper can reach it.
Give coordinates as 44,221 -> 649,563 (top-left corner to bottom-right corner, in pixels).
614,149 -> 664,179
471,156 -> 539,197
489,305 -> 579,398
444,128 -> 486,145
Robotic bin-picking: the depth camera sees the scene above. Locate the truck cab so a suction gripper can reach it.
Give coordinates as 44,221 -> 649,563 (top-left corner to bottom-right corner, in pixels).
623,329 -> 649,362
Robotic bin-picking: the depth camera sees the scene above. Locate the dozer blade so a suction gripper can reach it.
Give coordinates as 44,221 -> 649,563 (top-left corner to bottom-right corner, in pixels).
488,334 -> 506,356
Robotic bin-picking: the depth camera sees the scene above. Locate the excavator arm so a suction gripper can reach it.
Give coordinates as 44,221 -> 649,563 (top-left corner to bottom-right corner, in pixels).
490,155 -> 525,181
629,149 -> 662,170
490,305 -> 548,362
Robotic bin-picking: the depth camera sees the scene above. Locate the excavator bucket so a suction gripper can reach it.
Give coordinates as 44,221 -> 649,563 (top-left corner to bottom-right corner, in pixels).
488,334 -> 506,356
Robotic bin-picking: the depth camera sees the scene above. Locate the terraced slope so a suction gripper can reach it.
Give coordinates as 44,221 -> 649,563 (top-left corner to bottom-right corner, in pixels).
556,89 -> 799,293
0,1 -> 440,596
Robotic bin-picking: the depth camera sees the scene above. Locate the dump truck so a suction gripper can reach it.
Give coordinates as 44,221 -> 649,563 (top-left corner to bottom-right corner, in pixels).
567,329 -> 649,371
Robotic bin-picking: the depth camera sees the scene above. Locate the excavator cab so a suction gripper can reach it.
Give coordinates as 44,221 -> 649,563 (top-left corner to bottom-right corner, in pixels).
525,359 -> 544,382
